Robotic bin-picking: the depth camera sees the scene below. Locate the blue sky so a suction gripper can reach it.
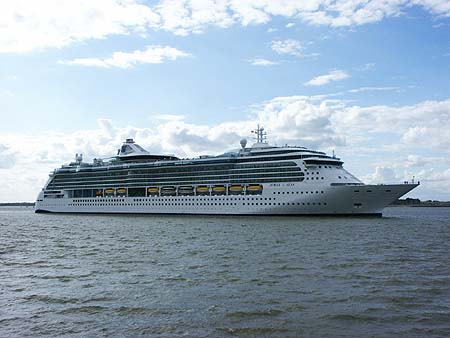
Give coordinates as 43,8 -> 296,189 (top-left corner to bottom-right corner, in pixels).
0,0 -> 449,202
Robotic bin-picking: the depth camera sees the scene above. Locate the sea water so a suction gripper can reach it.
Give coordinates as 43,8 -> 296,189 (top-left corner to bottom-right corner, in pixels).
1,206 -> 449,337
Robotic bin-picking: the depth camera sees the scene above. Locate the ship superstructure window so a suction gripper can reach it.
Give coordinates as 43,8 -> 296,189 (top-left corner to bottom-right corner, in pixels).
48,161 -> 305,190
121,145 -> 133,154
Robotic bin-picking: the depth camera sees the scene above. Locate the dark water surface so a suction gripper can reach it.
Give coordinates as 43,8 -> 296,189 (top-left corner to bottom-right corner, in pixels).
1,207 -> 450,337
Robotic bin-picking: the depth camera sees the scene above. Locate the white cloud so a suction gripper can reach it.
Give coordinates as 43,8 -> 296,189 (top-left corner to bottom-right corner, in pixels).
413,0 -> 450,17
0,0 -> 160,53
286,22 -> 295,28
155,0 -> 235,36
405,155 -> 431,168
271,39 -> 304,57
2,1 -> 449,53
364,166 -> 399,184
356,63 -> 376,71
305,70 -> 350,86
348,86 -> 399,93
60,45 -> 190,68
266,27 -> 278,33
247,58 -> 280,66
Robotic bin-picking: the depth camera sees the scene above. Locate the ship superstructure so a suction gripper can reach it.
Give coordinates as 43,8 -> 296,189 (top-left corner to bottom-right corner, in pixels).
35,126 -> 418,215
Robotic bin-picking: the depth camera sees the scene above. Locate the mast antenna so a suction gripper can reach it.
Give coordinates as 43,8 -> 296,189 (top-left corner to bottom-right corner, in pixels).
251,124 -> 267,143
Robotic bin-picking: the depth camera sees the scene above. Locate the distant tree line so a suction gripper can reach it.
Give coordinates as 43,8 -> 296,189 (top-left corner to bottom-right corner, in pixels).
391,198 -> 450,207
0,202 -> 35,206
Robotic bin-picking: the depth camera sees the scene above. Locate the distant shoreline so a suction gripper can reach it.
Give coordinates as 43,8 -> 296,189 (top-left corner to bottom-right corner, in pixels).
0,202 -> 35,207
389,198 -> 450,207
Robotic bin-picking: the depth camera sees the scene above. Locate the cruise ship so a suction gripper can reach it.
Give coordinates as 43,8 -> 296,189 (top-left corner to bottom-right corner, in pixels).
35,126 -> 418,216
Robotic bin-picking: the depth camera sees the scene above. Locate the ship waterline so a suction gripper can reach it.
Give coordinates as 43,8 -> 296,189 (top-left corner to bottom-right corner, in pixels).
35,127 -> 418,215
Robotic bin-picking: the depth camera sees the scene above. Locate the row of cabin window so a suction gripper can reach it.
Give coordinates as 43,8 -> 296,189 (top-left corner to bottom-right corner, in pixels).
50,177 -> 305,190
51,171 -> 304,185
70,189 -> 326,200
68,201 -> 328,207
56,161 -> 299,178
274,190 -> 324,194
73,196 -> 277,203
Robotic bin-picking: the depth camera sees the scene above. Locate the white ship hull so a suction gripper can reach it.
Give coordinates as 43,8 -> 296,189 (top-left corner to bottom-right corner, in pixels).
35,182 -> 418,216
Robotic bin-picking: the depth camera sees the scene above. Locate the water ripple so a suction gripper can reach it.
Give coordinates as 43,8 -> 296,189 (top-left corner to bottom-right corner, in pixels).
1,206 -> 450,337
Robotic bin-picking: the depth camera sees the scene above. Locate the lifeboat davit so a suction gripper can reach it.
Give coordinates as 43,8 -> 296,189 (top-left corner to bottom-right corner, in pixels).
161,186 -> 176,196
178,186 -> 194,195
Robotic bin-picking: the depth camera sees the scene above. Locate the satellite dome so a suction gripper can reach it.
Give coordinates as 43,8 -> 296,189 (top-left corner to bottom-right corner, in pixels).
240,138 -> 247,149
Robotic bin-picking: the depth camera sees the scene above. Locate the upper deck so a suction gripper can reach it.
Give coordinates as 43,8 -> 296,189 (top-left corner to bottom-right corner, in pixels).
54,127 -> 342,175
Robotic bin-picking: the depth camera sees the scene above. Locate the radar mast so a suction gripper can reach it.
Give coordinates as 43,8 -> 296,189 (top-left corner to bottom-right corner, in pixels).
251,124 -> 267,144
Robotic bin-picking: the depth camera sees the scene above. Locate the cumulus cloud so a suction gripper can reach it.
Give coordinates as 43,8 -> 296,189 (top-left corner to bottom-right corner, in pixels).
305,70 -> 350,86
413,0 -> 450,17
256,96 -> 346,148
3,1 -> 449,53
271,39 -> 304,57
364,166 -> 399,184
152,0 -> 450,34
404,154 -> 438,168
60,46 -> 190,68
247,58 -> 280,66
0,0 -> 160,53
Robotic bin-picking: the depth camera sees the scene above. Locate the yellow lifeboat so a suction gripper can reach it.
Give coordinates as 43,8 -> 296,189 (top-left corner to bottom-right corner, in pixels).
116,188 -> 127,194
147,187 -> 159,194
229,184 -> 244,194
105,188 -> 115,194
247,184 -> 263,194
212,185 -> 226,195
196,186 -> 209,194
